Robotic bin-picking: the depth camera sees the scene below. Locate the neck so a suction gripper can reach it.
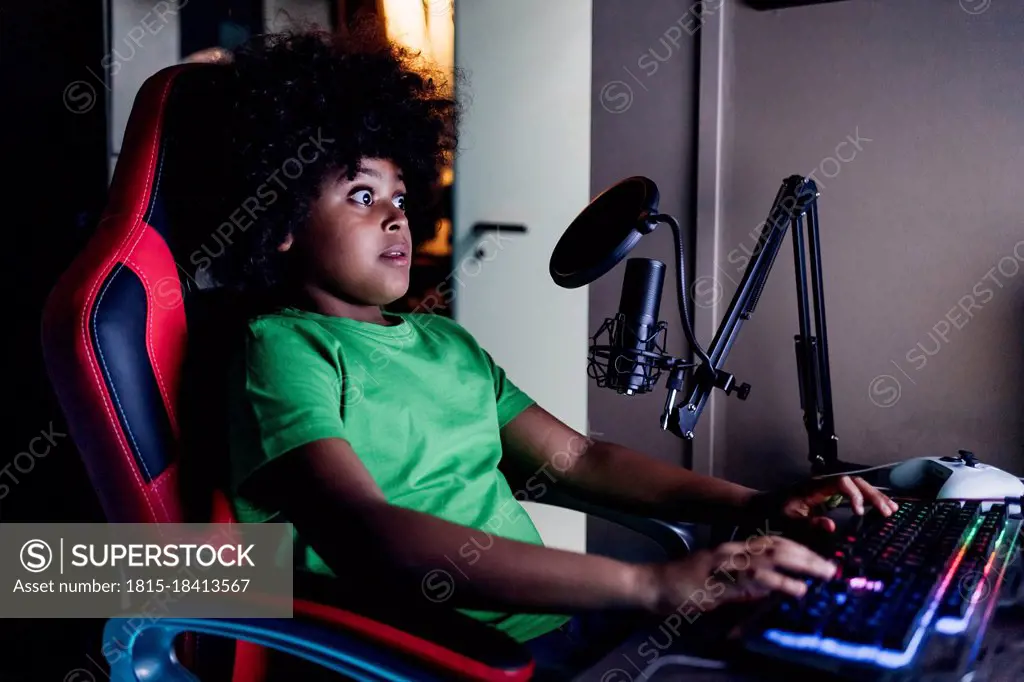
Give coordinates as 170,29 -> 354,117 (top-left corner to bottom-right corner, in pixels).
283,284 -> 394,325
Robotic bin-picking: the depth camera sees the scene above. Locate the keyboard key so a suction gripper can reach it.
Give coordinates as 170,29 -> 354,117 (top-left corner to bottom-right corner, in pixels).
822,615 -> 879,645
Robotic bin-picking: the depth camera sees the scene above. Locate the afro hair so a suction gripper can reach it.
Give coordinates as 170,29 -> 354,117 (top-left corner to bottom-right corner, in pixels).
209,27 -> 460,296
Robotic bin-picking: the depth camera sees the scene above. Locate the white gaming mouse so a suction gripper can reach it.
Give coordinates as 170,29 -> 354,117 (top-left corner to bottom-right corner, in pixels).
889,451 -> 1024,506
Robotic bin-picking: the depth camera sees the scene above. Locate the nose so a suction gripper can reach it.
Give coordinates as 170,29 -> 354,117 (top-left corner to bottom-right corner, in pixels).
382,206 -> 408,234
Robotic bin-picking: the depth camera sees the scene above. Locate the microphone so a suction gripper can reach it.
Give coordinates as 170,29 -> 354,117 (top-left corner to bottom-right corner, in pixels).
551,176 -> 711,440
590,258 -> 669,395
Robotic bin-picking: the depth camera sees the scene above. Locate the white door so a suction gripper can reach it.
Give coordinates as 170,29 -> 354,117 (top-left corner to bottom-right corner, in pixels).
453,0 -> 592,554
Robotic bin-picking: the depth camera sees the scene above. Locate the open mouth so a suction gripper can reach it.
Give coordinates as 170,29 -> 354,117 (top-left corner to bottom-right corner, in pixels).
380,244 -> 410,266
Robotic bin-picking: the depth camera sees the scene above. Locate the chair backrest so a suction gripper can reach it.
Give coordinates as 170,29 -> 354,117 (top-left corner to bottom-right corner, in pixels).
42,62 -> 240,526
41,61 -> 268,680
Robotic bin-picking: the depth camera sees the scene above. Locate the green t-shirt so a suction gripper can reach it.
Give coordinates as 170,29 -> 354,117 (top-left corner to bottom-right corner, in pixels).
226,306 -> 571,643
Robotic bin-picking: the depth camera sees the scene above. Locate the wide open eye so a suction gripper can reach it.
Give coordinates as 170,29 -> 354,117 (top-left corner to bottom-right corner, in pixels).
393,194 -> 406,211
351,189 -> 373,206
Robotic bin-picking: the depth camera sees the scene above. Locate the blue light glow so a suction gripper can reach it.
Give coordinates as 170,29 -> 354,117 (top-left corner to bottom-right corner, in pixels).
761,514 -> 985,670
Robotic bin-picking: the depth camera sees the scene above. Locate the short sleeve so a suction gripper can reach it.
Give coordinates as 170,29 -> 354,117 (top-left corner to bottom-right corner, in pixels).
228,320 -> 347,494
482,350 -> 536,428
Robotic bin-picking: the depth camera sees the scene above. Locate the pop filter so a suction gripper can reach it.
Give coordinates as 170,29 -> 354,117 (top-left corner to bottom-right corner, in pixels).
549,176 -> 660,289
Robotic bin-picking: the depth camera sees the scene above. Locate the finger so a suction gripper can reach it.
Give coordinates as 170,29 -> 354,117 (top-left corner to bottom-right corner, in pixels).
810,516 -> 836,533
852,476 -> 897,515
765,538 -> 838,581
782,498 -> 812,518
745,566 -> 810,599
838,476 -> 865,515
730,575 -> 773,602
717,537 -> 772,559
794,481 -> 840,506
711,538 -> 779,585
714,541 -> 748,560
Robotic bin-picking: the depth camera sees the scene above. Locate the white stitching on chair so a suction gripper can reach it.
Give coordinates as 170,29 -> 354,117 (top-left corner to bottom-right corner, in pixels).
131,265 -> 179,435
150,470 -> 177,496
135,82 -> 180,446
77,70 -> 184,524
93,268 -> 155,482
84,262 -> 163,523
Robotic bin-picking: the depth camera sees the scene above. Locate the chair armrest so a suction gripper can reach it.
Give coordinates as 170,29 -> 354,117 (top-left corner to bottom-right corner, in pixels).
530,486 -> 697,558
103,572 -> 534,681
105,615 -> 452,681
292,571 -> 533,678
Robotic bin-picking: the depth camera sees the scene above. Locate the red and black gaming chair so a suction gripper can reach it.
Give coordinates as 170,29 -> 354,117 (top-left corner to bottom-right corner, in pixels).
41,62 -> 697,681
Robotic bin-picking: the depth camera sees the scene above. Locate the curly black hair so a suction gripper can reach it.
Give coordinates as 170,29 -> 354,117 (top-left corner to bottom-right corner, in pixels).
210,27 -> 460,295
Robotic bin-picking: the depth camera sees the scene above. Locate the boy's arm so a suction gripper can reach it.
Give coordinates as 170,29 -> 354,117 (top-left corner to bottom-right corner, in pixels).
498,404 -> 894,527
242,437 -> 657,615
498,404 -> 758,527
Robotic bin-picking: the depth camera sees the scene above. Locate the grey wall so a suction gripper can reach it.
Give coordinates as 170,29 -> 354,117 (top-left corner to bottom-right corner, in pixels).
591,0 -> 1024,536
110,0 -> 333,179
590,1 -> 700,559
110,0 -> 184,178
710,0 -> 1024,489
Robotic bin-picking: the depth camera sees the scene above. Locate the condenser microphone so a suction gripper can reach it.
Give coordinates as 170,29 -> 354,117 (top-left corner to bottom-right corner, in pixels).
550,175 -> 702,403
605,258 -> 668,395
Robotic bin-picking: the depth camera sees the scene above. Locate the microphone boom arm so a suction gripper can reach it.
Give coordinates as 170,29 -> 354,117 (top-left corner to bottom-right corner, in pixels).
664,175 -> 844,474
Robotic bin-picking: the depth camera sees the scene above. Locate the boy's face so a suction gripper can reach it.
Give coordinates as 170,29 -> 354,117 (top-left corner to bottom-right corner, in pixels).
281,157 -> 412,306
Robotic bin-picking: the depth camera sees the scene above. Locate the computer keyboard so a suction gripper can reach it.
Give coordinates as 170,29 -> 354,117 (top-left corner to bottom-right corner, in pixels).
742,498 -> 1023,680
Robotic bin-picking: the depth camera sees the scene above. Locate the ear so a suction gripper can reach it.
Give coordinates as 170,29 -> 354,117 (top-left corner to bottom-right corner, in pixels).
277,233 -> 294,252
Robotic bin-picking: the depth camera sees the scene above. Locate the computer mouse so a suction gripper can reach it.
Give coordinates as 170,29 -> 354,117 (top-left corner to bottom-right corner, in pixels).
888,452 -> 1024,503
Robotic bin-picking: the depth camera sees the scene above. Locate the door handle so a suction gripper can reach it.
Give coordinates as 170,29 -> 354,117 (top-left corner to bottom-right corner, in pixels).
470,223 -> 528,259
471,222 -> 528,236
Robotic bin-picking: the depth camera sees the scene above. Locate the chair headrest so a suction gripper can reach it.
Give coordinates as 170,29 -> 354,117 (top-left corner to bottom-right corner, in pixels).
123,63 -> 236,292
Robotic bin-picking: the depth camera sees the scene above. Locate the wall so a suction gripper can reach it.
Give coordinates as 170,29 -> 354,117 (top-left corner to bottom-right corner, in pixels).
697,0 -> 1024,488
265,0 -> 332,32
110,0 -> 184,176
454,0 -> 592,555
591,0 -> 1024,532
110,0 -> 333,177
590,1 -> 701,559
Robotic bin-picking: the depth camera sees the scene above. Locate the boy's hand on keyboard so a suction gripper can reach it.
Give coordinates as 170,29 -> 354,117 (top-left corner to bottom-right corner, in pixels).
745,475 -> 898,534
640,536 -> 838,617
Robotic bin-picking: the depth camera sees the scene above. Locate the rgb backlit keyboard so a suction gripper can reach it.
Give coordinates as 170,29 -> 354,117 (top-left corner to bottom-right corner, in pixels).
743,498 -> 1022,679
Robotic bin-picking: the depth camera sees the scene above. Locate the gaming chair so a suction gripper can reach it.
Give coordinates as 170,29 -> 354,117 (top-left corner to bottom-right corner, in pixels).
41,62 -> 698,680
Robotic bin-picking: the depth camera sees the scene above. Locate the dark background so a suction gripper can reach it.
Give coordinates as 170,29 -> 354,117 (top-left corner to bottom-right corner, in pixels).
5,1 -> 109,677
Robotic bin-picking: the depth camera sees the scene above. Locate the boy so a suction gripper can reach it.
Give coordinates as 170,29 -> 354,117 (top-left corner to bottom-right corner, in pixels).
214,29 -> 895,678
